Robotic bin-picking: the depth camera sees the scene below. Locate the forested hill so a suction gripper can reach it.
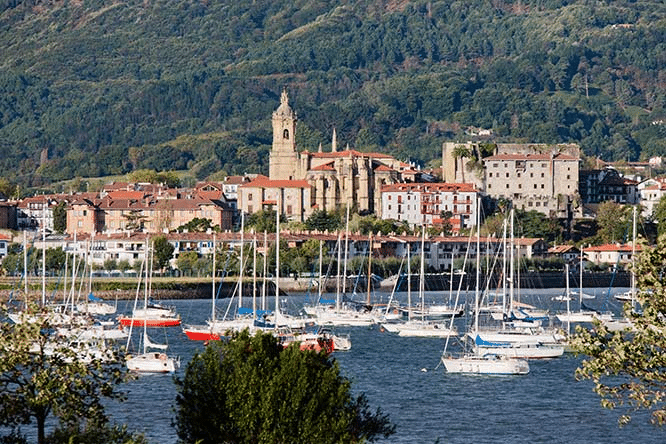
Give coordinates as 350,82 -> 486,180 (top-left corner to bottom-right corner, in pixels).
1,0 -> 665,191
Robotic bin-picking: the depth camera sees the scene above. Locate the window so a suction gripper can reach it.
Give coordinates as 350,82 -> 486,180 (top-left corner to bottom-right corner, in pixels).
541,184 -> 544,189
283,129 -> 290,139
541,173 -> 544,178
506,184 -> 509,189
534,184 -> 537,189
566,175 -> 570,179
489,172 -> 492,177
248,205 -> 253,213
506,172 -> 509,178
248,193 -> 253,201
518,184 -> 522,189
286,205 -> 292,214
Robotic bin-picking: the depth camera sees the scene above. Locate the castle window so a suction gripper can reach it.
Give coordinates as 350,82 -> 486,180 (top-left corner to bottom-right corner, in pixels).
283,129 -> 290,140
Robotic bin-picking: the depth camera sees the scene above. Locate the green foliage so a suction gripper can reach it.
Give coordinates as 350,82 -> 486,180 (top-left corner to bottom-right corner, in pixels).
572,233 -> 666,426
514,209 -> 563,243
1,1 -> 666,189
126,170 -> 181,188
245,210 -> 282,234
651,195 -> 666,238
52,202 -> 67,234
174,330 -> 395,444
152,236 -> 174,271
595,201 -> 634,244
175,217 -> 219,233
304,209 -> 342,232
0,305 -> 129,444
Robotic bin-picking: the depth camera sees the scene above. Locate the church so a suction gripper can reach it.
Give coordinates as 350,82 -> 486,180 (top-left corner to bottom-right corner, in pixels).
238,90 -> 413,221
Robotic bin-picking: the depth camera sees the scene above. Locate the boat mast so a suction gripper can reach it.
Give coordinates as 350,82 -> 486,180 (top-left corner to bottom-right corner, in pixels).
367,232 -> 372,306
631,205 -> 637,308
41,198 -> 46,306
342,205 -> 350,295
23,231 -> 28,303
252,230 -> 257,319
262,230 -> 267,311
274,194 -> 280,329
508,209 -> 515,317
336,233 -> 341,311
238,213 -> 245,312
211,233 -> 216,322
475,199 -> 480,335
407,243 -> 411,322
318,239 -> 323,301
420,227 -> 426,324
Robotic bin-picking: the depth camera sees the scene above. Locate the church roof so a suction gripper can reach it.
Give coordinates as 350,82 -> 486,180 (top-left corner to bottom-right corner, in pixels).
242,176 -> 310,189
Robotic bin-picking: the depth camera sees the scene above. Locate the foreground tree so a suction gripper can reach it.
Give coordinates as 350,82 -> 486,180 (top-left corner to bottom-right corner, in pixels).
0,305 -> 130,444
175,330 -> 395,444
572,233 -> 666,426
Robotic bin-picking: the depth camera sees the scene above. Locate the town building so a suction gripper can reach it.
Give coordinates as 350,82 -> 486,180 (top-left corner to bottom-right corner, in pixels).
579,167 -> 639,205
265,89 -> 411,218
637,177 -> 666,217
441,142 -> 581,217
380,182 -> 479,232
582,243 -> 641,268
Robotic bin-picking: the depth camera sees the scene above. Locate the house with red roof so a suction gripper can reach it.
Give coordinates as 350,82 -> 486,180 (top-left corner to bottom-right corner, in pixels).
582,243 -> 642,268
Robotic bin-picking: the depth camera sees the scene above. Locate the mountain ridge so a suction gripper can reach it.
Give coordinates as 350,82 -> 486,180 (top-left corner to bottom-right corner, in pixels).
1,0 -> 665,191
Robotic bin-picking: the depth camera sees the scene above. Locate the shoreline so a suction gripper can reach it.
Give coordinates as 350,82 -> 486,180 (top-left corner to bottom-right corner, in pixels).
0,271 -> 631,302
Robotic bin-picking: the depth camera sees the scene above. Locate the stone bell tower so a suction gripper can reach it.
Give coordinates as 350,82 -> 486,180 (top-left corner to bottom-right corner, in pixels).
269,89 -> 298,180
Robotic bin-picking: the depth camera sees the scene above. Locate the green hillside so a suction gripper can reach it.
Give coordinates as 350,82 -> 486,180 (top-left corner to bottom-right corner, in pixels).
1,0 -> 665,191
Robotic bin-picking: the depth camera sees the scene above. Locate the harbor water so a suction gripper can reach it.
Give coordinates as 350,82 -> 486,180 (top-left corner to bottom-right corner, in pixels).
103,287 -> 665,444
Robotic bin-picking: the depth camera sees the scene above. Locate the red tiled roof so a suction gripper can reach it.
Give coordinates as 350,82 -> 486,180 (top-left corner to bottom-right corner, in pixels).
381,182 -> 476,192
484,153 -> 578,161
241,176 -> 310,188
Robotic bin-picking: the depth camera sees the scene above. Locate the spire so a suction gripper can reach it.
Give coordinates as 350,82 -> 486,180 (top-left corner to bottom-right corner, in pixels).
332,127 -> 337,153
318,142 -> 322,153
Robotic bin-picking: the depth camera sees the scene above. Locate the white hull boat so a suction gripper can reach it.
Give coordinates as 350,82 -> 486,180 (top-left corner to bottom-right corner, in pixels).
442,354 -> 530,375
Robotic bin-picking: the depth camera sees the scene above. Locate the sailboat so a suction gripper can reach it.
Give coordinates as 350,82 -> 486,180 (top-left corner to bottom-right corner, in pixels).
76,236 -> 117,315
382,229 -> 457,338
304,232 -> 376,327
118,239 -> 180,328
603,207 -> 639,332
442,205 -> 530,375
556,261 -> 602,324
125,246 -> 179,373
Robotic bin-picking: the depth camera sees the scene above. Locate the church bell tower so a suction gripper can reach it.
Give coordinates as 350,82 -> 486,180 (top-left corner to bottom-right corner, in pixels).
269,89 -> 298,180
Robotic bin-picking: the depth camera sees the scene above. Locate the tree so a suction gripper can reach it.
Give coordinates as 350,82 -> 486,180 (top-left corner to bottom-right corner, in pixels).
651,195 -> 666,237
152,236 -> 174,272
176,251 -> 199,276
572,233 -> 666,426
304,209 -> 341,232
174,330 -> 395,444
595,201 -> 633,244
0,305 -> 129,444
52,201 -> 67,234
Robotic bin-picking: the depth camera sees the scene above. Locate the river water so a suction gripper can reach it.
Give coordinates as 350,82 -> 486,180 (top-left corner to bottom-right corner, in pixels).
104,288 -> 664,443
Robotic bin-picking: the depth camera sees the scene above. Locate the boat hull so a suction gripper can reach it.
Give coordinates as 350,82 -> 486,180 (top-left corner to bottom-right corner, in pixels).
442,355 -> 530,375
119,317 -> 182,327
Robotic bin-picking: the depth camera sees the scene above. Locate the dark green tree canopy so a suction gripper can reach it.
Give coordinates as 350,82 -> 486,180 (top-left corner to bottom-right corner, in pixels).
152,236 -> 174,271
175,330 -> 395,444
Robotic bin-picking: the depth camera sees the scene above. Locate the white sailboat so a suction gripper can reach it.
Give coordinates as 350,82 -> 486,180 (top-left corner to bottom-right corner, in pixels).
125,246 -> 179,373
384,229 -> 457,338
442,206 -> 530,375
